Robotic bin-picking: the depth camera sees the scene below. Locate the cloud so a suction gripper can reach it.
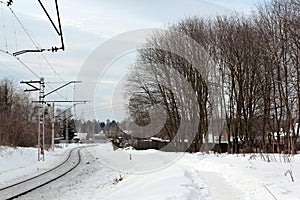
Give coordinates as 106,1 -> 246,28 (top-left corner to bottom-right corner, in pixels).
207,0 -> 269,14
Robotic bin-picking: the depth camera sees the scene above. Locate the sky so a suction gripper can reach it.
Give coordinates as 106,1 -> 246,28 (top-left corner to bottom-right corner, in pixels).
0,0 -> 266,122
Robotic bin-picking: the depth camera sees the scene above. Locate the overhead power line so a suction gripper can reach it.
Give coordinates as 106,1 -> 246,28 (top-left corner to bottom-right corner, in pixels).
8,6 -> 40,50
5,3 -> 85,101
1,1 -> 86,102
5,0 -> 65,56
0,49 -> 40,78
0,49 -> 68,100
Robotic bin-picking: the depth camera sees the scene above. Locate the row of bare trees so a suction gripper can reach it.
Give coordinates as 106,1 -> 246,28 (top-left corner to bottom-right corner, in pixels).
0,79 -> 38,147
0,78 -> 66,147
0,78 -> 99,147
125,0 -> 300,153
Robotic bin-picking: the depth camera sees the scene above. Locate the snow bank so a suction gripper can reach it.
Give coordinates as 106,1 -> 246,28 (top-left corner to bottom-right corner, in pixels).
91,144 -> 209,200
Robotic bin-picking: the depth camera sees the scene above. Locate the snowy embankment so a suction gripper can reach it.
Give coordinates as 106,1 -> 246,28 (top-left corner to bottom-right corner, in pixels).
0,144 -> 81,187
1,143 -> 300,200
93,145 -> 300,200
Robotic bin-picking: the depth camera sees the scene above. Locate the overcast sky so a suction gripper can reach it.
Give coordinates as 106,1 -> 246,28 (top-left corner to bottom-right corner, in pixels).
0,0 -> 265,122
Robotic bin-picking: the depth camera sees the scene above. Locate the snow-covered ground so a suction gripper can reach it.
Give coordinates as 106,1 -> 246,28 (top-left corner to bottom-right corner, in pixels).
94,145 -> 300,200
1,143 -> 300,200
0,143 -> 81,187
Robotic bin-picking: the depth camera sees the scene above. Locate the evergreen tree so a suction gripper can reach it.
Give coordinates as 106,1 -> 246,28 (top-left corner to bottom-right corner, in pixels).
59,118 -> 76,140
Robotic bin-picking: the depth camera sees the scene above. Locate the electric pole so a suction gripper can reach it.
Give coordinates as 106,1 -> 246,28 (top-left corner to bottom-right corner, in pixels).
66,113 -> 68,146
20,77 -> 46,161
21,78 -> 84,160
51,102 -> 55,151
44,101 -> 87,150
39,77 -> 45,161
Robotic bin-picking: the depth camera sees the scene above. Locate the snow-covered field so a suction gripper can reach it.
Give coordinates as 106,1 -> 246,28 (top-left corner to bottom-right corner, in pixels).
1,143 -> 300,200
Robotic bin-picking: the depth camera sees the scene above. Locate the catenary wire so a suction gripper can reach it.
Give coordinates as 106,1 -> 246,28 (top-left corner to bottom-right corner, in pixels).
2,2 -> 87,106
8,5 -> 86,101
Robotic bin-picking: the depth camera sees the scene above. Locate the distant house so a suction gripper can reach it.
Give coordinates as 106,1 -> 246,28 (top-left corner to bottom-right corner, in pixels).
74,132 -> 88,141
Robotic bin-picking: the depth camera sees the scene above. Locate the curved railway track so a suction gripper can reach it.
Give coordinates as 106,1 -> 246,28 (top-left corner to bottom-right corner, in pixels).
0,145 -> 93,200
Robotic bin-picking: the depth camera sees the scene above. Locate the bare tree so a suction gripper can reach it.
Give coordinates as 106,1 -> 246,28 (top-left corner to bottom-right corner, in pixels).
0,79 -> 37,147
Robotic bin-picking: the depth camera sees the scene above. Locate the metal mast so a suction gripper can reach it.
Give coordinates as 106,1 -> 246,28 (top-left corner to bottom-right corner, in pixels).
21,78 -> 84,160
20,78 -> 45,161
38,77 -> 45,161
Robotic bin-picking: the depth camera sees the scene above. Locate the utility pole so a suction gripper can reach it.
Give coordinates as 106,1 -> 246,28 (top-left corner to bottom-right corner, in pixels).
39,77 -> 45,161
21,78 -> 45,161
44,101 -> 87,150
51,102 -> 55,151
66,114 -> 68,146
21,78 -> 83,160
93,122 -> 95,142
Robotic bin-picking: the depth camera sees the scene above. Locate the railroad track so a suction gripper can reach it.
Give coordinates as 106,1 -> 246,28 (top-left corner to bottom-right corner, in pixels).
0,145 -> 93,200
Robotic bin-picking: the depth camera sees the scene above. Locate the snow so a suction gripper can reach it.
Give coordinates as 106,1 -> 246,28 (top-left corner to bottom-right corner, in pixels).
1,143 -> 300,200
0,143 -> 81,187
184,153 -> 300,200
74,132 -> 88,140
93,146 -> 300,200
150,137 -> 170,142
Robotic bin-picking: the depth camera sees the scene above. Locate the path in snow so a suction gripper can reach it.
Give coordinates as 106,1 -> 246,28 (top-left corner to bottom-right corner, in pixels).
178,154 -> 280,200
199,171 -> 242,200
